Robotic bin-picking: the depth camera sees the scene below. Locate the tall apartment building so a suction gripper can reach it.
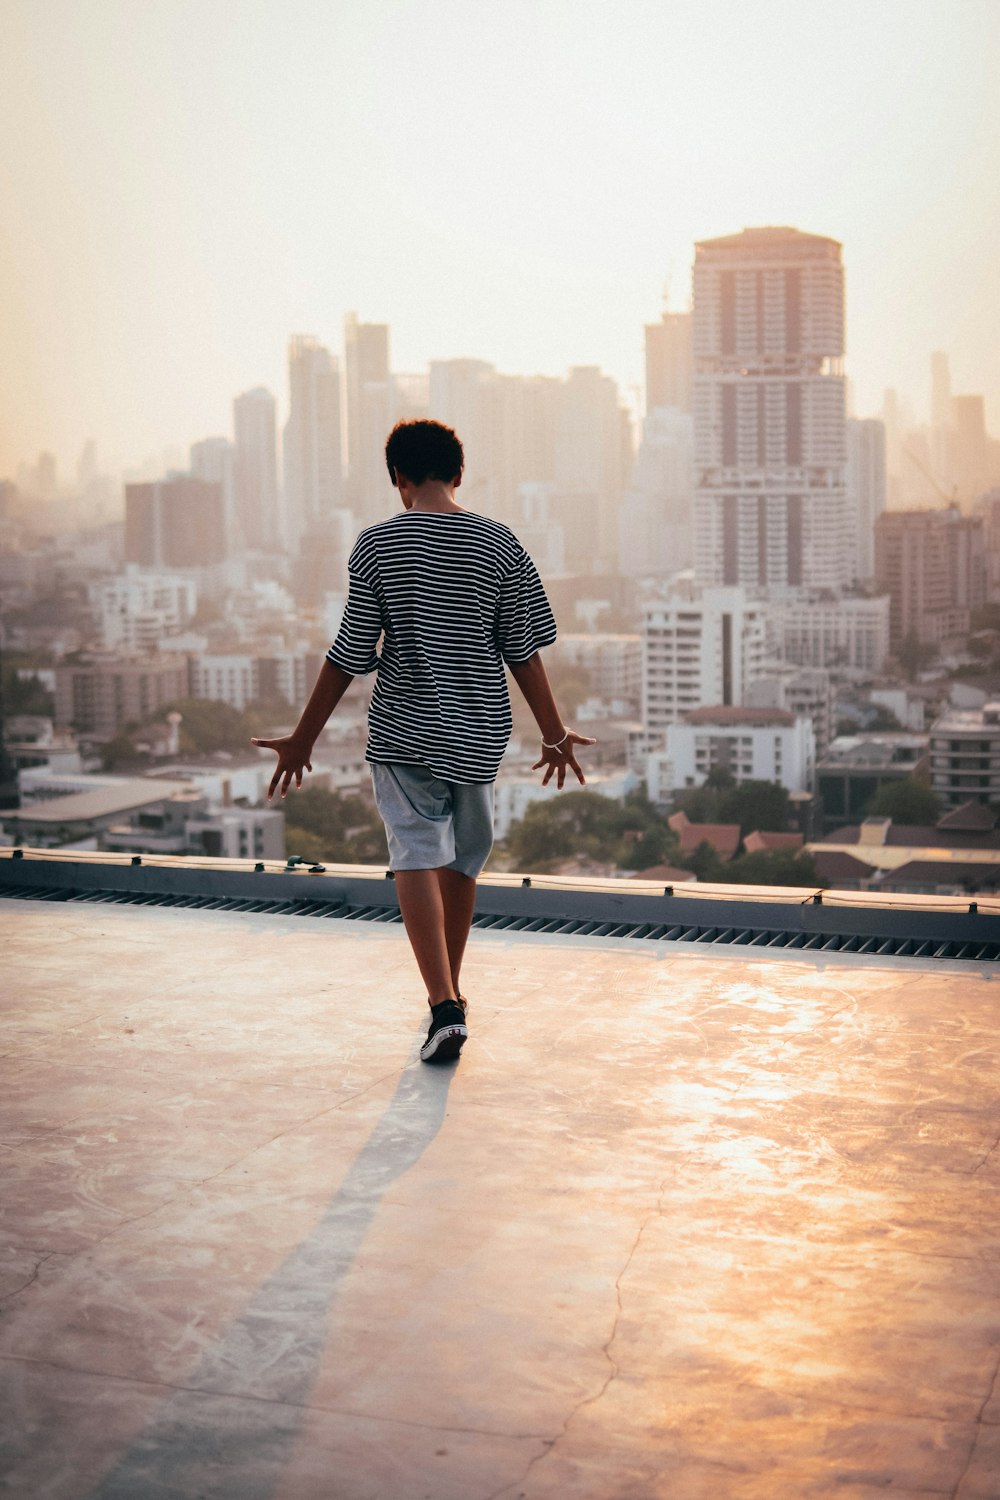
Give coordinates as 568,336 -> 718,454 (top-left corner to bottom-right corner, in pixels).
344,315 -> 391,524
54,657 -> 190,740
283,336 -> 343,553
555,366 -> 630,571
125,477 -> 227,569
874,507 -> 986,646
693,226 -> 848,590
91,566 -> 197,653
233,387 -> 279,550
846,418 -> 887,582
645,310 -> 692,414
619,406 -> 694,578
190,438 -> 236,554
641,580 -> 769,741
769,593 -> 890,674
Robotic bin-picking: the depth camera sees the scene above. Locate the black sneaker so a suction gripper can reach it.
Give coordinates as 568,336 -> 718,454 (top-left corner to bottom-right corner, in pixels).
420,1000 -> 468,1063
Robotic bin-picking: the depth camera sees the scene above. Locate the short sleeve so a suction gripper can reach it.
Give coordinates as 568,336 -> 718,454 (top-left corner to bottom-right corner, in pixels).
496,548 -> 557,666
326,568 -> 383,676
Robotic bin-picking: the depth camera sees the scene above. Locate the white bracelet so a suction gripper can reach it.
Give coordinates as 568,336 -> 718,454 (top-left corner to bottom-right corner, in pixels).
541,730 -> 570,750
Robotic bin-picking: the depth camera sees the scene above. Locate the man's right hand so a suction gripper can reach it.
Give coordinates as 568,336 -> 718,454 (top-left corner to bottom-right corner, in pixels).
251,735 -> 314,800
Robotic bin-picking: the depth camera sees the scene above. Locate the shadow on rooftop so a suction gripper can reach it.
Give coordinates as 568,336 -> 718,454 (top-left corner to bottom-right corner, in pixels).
87,1059 -> 455,1500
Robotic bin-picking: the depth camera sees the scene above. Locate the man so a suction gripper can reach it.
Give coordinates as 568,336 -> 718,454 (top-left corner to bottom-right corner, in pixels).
253,419 -> 593,1062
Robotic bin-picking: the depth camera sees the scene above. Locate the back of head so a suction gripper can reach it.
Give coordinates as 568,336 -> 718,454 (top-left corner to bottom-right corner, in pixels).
385,419 -> 464,487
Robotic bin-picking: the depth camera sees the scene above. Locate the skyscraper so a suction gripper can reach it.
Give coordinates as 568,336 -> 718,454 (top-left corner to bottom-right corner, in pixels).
125,477 -> 226,569
344,314 -> 390,524
645,310 -> 692,414
233,387 -> 279,551
190,437 -> 236,556
875,507 -> 986,646
283,336 -> 343,553
692,226 -> 848,591
846,418 -> 887,582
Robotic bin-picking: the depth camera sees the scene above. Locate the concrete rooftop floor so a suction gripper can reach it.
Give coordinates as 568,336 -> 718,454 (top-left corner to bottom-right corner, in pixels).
1,897 -> 999,1500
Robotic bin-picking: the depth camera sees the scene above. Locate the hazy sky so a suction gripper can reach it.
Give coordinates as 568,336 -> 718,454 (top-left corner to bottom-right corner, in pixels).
2,0 -> 999,480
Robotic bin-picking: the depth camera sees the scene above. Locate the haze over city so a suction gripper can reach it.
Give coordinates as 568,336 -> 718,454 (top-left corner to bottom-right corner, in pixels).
3,0 -> 1000,477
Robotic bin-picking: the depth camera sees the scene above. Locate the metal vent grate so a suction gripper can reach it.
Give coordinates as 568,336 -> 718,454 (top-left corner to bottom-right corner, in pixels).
3,881 -> 998,962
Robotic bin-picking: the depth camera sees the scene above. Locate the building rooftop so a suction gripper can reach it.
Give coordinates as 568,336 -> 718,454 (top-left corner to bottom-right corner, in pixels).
3,777 -> 194,825
683,705 -> 796,728
3,850 -> 999,1496
695,225 -> 842,254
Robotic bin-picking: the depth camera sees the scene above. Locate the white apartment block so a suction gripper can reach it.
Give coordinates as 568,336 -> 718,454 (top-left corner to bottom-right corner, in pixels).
552,633 -> 642,705
693,226 -> 849,592
641,579 -> 769,739
92,566 -> 197,653
771,594 -> 890,675
745,665 -> 833,756
929,704 -> 1000,809
190,649 -> 322,712
192,654 -> 257,711
494,767 -> 637,842
647,707 -> 815,802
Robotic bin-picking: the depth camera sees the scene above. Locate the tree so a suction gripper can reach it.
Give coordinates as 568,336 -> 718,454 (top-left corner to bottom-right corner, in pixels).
717,779 -> 790,837
501,788 -> 678,874
865,779 -> 941,825
2,666 -> 55,718
282,786 -> 387,864
896,633 -> 936,680
679,839 -> 725,882
724,849 -> 819,887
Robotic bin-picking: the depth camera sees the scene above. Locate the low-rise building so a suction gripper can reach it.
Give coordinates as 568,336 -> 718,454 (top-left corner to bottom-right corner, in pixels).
769,593 -> 890,675
809,803 -> 1000,894
646,706 -> 815,802
929,703 -> 1000,809
494,766 -> 637,842
54,657 -> 190,741
91,565 -> 198,653
552,633 -> 642,707
815,733 -> 929,829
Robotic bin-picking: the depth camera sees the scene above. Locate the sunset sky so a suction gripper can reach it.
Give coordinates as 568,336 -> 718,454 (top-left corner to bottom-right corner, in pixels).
2,0 -> 999,480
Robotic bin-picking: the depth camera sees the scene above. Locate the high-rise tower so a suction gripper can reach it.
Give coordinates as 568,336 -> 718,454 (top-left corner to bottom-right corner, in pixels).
692,227 -> 848,591
344,314 -> 390,524
283,336 -> 343,552
233,387 -> 279,551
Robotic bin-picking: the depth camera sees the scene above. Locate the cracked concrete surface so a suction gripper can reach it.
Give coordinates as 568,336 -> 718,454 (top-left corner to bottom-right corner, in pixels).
1,898 -> 999,1499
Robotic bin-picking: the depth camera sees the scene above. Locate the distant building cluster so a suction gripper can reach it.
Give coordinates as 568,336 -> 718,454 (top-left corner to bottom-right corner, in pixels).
4,222 -> 1000,893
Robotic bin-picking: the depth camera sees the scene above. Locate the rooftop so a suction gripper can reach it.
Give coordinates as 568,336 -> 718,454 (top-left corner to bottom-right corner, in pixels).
2,851 -> 999,1497
3,778 -> 194,824
683,705 -> 796,728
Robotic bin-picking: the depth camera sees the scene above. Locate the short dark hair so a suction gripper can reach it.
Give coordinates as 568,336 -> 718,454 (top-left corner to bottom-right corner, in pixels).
385,419 -> 464,487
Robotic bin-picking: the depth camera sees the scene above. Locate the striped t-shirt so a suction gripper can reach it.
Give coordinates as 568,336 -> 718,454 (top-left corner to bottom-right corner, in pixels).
326,510 -> 557,783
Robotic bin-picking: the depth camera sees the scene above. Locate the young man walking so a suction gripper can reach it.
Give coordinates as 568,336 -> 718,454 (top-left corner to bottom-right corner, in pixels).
253,420 -> 593,1063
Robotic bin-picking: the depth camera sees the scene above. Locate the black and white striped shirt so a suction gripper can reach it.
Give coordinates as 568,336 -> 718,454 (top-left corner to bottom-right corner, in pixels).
326,510 -> 557,783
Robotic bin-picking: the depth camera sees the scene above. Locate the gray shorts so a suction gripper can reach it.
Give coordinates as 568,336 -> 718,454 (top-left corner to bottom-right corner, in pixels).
370,762 -> 495,878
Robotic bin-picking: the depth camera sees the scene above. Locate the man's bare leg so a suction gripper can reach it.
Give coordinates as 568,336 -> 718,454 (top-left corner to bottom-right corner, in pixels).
437,868 -> 476,1000
394,869 -> 456,1005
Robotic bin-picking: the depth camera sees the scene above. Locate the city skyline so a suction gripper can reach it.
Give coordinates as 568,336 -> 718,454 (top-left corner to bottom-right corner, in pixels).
3,0 -> 999,477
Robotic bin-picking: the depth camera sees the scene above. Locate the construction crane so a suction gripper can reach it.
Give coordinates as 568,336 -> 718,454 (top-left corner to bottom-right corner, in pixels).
902,446 -> 958,507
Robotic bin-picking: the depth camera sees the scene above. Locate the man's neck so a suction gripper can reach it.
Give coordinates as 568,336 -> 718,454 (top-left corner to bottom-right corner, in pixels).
403,479 -> 463,513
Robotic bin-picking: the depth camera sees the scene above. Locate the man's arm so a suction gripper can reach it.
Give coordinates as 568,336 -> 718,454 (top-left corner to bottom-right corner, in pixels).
508,652 -> 596,789
251,660 -> 354,800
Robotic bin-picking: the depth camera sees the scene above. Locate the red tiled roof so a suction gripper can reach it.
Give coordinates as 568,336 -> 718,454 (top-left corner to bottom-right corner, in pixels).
668,811 -> 742,860
811,850 -> 879,884
936,800 -> 997,833
886,861 -> 1000,891
743,830 -> 804,853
